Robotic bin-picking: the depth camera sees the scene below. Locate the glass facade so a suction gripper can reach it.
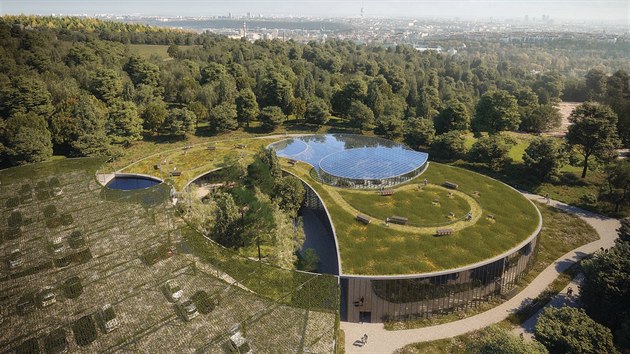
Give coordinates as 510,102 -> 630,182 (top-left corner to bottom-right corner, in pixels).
270,134 -> 428,189
340,234 -> 539,323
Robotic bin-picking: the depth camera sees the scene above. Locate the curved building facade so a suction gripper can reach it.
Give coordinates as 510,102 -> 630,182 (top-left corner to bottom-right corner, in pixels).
339,232 -> 540,322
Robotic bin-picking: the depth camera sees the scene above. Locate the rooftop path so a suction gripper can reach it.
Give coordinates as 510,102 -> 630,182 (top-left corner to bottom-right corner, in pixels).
340,192 -> 619,353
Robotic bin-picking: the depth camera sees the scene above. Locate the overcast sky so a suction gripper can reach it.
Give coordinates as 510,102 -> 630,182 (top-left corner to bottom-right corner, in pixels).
1,0 -> 628,22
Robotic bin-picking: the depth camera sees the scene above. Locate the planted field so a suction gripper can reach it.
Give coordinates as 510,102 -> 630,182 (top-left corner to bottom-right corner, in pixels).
0,158 -> 337,353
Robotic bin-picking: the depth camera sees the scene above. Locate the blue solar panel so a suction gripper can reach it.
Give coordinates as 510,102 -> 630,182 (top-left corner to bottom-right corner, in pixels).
270,134 -> 429,182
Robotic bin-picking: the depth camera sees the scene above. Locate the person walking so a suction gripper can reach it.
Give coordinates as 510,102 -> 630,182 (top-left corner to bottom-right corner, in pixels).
567,287 -> 573,297
363,333 -> 368,344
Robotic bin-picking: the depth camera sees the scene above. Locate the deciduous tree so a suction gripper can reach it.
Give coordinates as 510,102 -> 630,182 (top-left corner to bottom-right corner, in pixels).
566,102 -> 620,178
1,112 -> 53,165
473,90 -> 520,134
523,137 -> 567,181
535,307 -> 618,354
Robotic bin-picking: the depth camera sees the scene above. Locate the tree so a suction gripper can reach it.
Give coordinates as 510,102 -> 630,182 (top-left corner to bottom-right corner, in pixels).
535,307 -> 618,354
273,176 -> 305,218
473,90 -> 520,134
375,115 -> 404,140
520,105 -> 562,133
332,77 -> 368,117
1,112 -> 53,165
4,75 -> 53,118
298,248 -> 319,272
68,95 -> 111,157
90,68 -> 124,103
405,117 -> 436,149
566,102 -> 620,178
470,327 -> 548,354
431,130 -> 467,160
106,100 -> 142,143
208,103 -> 238,133
602,160 -> 630,212
304,97 -> 330,126
469,134 -> 515,171
585,68 -> 608,101
235,88 -> 258,127
212,192 -> 243,248
434,101 -> 470,134
523,137 -> 568,182
289,98 -> 306,118
617,217 -> 630,243
416,86 -> 441,120
258,106 -> 285,132
124,55 -> 160,88
166,44 -> 179,59
160,108 -> 196,138
260,72 -> 293,114
348,100 -> 375,132
581,241 -> 630,349
141,100 -> 167,134
533,72 -> 564,104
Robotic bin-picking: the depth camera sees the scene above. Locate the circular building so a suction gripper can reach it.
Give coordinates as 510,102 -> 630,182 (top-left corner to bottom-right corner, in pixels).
271,134 -> 428,188
272,134 -> 541,324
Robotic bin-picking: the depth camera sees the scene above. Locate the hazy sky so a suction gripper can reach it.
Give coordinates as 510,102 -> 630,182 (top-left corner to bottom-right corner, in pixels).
1,0 -> 628,22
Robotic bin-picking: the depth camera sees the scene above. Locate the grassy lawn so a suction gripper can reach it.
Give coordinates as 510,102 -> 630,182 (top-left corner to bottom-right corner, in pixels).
288,162 -> 540,275
395,322 -> 515,354
460,132 -> 623,217
119,136 -> 278,190
384,202 -> 598,330
338,185 -> 471,227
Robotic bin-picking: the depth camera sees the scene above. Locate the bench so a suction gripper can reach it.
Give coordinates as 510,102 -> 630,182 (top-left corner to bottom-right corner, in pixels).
207,145 -> 217,150
379,189 -> 394,196
389,216 -> 408,225
288,159 -> 298,166
356,214 -> 371,224
170,171 -> 182,177
486,214 -> 495,220
443,182 -> 459,190
435,228 -> 454,236
236,144 -> 246,149
154,164 -> 161,170
183,145 -> 192,150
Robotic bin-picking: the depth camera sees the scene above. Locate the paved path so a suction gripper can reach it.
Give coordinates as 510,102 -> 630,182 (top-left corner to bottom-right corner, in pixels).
341,193 -> 619,353
512,274 -> 583,340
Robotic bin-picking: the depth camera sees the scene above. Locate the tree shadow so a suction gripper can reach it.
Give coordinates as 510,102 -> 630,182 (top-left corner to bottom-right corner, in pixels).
143,133 -> 188,144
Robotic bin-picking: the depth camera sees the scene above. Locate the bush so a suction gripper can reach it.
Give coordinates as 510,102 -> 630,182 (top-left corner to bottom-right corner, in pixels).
468,134 -> 515,171
43,204 -> 57,218
60,213 -> 73,226
430,130 -> 467,160
8,211 -> 23,228
535,307 -> 618,354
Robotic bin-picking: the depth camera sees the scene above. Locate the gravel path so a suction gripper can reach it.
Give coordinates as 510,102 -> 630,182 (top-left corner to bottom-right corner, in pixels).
340,193 -> 619,353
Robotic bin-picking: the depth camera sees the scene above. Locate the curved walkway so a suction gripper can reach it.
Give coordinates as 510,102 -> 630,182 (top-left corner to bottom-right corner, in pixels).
340,192 -> 620,353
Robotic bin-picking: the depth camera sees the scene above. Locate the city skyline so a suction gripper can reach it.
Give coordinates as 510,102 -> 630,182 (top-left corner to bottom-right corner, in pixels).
1,0 -> 628,22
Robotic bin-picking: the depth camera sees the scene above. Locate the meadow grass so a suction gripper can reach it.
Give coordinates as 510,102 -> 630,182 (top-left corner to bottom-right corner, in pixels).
337,185 -> 471,226
289,162 -> 540,275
